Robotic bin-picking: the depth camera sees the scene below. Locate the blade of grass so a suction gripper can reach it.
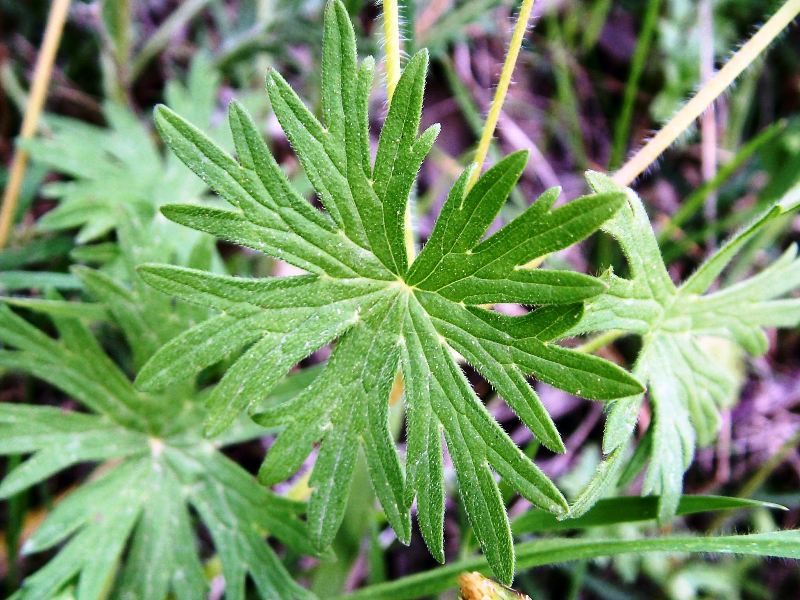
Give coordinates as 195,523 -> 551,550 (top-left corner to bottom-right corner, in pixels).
338,530 -> 800,599
416,0 -> 505,57
546,11 -> 588,169
580,0 -> 612,53
699,0 -> 718,250
130,0 -> 213,80
513,495 -> 785,534
658,120 -> 786,245
708,430 -> 800,532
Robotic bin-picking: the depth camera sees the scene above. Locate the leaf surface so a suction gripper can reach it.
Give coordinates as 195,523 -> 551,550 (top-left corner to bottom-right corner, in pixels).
139,0 -> 641,581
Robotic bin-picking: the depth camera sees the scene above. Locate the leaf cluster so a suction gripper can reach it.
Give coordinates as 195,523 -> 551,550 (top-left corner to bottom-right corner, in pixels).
22,55 -> 222,253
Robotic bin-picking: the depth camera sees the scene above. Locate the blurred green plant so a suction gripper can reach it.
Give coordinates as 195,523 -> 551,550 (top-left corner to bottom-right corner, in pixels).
22,55 -> 224,257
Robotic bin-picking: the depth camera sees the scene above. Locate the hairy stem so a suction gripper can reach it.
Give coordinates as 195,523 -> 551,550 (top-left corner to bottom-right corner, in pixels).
466,0 -> 536,192
613,0 -> 800,187
0,0 -> 71,249
383,0 -> 402,102
381,0 -> 416,262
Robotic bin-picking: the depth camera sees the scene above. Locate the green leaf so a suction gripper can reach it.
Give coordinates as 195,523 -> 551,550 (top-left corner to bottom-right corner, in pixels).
0,271 -> 81,292
569,171 -> 800,522
336,530 -> 800,600
513,495 -> 786,534
141,0 -> 638,582
23,55 -> 220,257
0,283 -> 315,600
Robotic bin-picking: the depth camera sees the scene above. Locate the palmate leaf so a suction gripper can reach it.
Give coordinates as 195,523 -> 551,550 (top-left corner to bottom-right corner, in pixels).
567,172 -> 800,522
22,54 -> 221,254
136,0 -> 641,582
0,287 -> 316,600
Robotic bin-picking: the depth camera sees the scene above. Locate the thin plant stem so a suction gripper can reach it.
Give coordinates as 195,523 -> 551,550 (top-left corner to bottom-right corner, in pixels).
383,0 -> 402,101
466,0 -> 536,192
657,120 -> 785,246
613,0 -> 800,187
608,0 -> 662,170
381,0 -> 415,262
575,330 -> 623,355
698,0 -> 718,252
130,0 -> 213,81
707,429 -> 800,532
0,0 -> 71,249
546,13 -> 587,169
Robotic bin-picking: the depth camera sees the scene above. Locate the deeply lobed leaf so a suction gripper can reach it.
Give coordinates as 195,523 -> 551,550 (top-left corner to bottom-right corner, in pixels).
568,171 -> 800,521
0,279 -> 316,600
139,0 -> 641,582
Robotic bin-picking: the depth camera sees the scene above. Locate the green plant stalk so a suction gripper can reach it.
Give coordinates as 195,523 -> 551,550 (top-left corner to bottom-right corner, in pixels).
546,13 -> 588,170
580,0 -> 612,52
130,0 -> 213,80
726,211 -> 793,283
467,0 -> 536,192
574,330 -> 623,354
336,532 -> 800,600
416,0 -> 505,55
658,120 -> 786,245
609,0 -> 662,170
613,0 -> 800,186
99,0 -> 131,102
383,0 -> 402,101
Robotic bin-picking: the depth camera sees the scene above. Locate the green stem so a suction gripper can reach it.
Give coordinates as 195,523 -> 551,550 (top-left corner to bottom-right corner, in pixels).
707,429 -> 800,532
466,0 -> 536,192
574,330 -> 623,354
336,532 -> 800,599
130,0 -> 213,81
658,120 -> 786,245
608,0 -> 662,170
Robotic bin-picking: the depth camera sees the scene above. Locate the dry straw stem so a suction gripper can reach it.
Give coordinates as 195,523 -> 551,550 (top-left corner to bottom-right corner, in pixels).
467,0 -> 536,193
613,0 -> 800,187
0,0 -> 71,248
